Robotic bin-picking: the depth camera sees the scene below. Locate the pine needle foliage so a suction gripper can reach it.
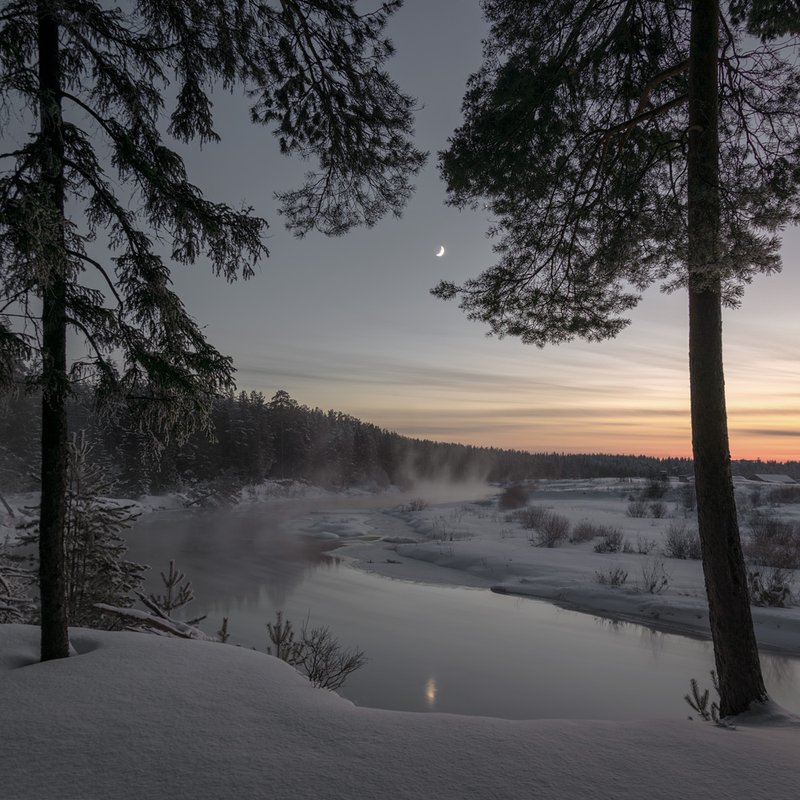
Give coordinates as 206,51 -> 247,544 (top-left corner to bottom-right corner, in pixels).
0,0 -> 425,439
149,559 -> 195,617
435,1 -> 800,344
0,0 -> 424,660
434,0 -> 797,717
685,671 -> 722,723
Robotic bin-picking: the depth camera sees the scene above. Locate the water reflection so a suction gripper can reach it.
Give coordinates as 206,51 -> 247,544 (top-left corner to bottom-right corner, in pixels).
591,612 -> 717,662
127,505 -> 343,610
593,616 -> 628,634
425,676 -> 437,709
125,501 -> 800,720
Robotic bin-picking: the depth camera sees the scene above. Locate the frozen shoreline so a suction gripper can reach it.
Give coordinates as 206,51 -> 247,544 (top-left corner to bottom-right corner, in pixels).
5,476 -> 800,656
312,478 -> 800,657
4,478 -> 800,798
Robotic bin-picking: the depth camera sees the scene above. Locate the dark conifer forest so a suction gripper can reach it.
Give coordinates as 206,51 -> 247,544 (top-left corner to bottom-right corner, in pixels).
2,383 -> 796,497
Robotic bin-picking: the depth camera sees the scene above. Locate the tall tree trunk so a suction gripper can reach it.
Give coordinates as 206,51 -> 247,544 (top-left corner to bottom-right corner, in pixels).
687,0 -> 767,716
37,0 -> 70,661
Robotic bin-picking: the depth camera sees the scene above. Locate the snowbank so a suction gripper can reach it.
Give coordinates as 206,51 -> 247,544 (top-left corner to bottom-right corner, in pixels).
2,624 -> 797,800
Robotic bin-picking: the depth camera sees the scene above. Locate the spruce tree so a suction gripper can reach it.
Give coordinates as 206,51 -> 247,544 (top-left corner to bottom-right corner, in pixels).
18,431 -> 144,629
0,0 -> 424,661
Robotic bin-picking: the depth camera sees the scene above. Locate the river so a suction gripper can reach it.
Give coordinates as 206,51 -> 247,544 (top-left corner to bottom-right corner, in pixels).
124,494 -> 800,720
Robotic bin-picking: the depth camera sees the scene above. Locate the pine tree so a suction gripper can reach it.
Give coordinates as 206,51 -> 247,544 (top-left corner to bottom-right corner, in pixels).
148,560 -> 195,617
434,0 -> 799,715
0,1 -> 424,660
268,390 -> 310,479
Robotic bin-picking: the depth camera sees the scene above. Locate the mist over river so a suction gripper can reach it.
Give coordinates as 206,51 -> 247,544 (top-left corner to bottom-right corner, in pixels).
125,489 -> 800,719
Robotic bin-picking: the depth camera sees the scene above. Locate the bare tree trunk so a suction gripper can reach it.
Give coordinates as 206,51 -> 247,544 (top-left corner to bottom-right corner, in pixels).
37,0 -> 70,661
687,0 -> 767,716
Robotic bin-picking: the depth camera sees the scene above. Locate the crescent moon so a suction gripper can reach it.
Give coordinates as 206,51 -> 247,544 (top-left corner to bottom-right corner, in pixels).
436,245 -> 445,257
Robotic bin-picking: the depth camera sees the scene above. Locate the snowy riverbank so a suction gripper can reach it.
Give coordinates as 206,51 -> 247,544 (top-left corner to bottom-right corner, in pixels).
5,476 -> 800,655
285,478 -> 800,656
2,623 -> 798,800
4,478 -> 800,796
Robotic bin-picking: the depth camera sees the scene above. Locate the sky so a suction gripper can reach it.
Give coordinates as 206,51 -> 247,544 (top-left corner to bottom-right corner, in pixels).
93,1 -> 800,461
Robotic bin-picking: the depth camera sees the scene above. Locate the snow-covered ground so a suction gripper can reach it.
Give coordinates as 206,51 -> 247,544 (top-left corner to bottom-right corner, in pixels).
4,477 -> 800,797
290,478 -> 800,656
2,623 -> 798,800
5,476 -> 800,655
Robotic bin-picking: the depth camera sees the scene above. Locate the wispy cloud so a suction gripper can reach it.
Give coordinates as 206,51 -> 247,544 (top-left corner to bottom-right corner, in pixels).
735,428 -> 800,439
229,310 -> 798,459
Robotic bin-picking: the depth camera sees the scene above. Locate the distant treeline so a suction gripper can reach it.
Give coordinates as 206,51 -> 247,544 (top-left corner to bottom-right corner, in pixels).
1,385 -> 797,495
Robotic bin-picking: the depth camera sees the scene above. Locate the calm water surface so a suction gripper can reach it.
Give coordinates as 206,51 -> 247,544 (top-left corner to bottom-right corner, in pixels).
125,500 -> 800,720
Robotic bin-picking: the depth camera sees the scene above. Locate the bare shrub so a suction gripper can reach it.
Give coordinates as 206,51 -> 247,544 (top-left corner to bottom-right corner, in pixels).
570,520 -> 605,543
433,516 -> 453,542
664,522 -> 702,560
642,477 -> 668,499
626,500 -> 649,518
498,484 -> 529,510
766,485 -> 800,506
532,512 -> 570,547
513,505 -> 550,530
401,497 -> 427,512
595,567 -> 628,587
638,555 -> 669,594
267,611 -> 367,691
744,513 -> 800,569
299,626 -> 368,690
594,529 -> 625,553
649,501 -> 667,519
635,535 -> 658,555
747,568 -> 794,607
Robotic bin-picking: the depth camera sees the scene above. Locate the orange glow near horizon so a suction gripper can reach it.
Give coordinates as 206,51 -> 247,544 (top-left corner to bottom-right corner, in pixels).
242,268 -> 800,465
348,389 -> 799,462
390,416 -> 799,462
253,364 -> 798,462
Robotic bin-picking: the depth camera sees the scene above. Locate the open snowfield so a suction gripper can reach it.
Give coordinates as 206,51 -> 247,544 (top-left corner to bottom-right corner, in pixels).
2,623 -> 798,800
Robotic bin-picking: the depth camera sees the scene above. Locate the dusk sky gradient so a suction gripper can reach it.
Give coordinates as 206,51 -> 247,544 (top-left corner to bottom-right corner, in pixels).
152,1 -> 799,460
